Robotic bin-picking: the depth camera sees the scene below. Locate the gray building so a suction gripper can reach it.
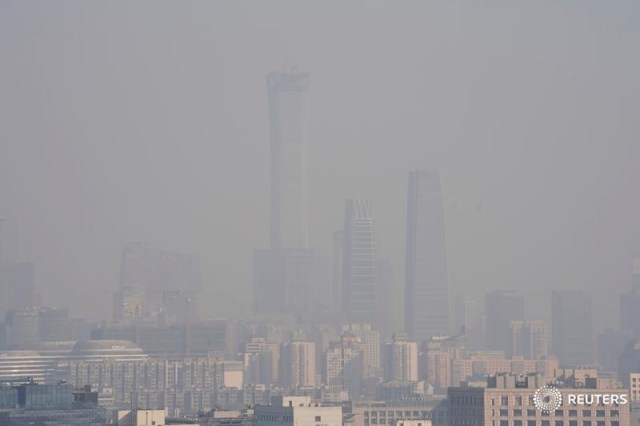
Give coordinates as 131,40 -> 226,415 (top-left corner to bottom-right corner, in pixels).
253,71 -> 313,319
0,261 -> 35,319
621,258 -> 640,338
342,199 -> 378,326
266,70 -> 310,251
552,289 -> 594,367
485,290 -> 524,354
405,169 -> 450,342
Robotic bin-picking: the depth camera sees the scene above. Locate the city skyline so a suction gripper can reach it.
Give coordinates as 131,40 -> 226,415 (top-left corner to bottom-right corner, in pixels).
1,2 -> 638,325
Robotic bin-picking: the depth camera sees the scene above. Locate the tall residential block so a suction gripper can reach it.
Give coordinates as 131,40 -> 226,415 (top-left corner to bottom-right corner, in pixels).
384,334 -> 418,382
280,341 -> 316,387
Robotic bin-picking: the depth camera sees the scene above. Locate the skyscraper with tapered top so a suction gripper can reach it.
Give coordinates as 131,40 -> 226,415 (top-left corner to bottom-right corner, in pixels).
405,169 -> 450,342
253,70 -> 314,318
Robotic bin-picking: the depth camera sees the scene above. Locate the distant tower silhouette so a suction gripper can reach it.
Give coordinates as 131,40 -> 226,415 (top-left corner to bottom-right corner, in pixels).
552,289 -> 593,366
405,169 -> 451,342
266,70 -> 310,250
253,71 -> 314,318
342,199 -> 378,326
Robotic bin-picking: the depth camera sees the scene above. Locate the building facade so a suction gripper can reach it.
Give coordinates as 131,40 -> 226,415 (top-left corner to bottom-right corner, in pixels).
552,290 -> 594,367
448,374 -> 630,426
405,169 -> 450,342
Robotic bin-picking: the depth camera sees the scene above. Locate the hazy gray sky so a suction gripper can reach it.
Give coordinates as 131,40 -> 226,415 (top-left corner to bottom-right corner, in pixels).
1,1 -> 639,328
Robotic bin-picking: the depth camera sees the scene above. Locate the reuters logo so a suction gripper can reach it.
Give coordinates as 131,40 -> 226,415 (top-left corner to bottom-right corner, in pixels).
534,386 -> 563,412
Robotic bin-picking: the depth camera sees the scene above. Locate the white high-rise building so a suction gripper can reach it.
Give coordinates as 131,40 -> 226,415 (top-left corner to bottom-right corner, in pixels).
280,341 -> 316,387
384,335 -> 418,382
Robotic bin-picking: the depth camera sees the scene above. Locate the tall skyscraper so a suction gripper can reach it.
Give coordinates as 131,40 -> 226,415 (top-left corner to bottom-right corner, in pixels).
266,70 -> 310,250
552,289 -> 594,367
253,71 -> 313,318
485,290 -> 524,354
405,169 -> 450,342
342,199 -> 378,326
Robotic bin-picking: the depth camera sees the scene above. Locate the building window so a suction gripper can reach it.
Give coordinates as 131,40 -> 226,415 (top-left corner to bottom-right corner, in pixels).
582,410 -> 591,417
315,416 -> 321,422
568,410 -> 577,417
611,410 -> 619,417
514,409 -> 522,416
527,409 -> 536,416
501,396 -> 509,406
555,410 -> 563,417
527,421 -> 536,426
554,421 -> 563,426
499,410 -> 508,417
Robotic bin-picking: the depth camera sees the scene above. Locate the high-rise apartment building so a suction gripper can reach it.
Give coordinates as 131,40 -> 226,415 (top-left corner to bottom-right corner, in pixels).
552,289 -> 594,367
384,334 -> 418,382
280,341 -> 316,387
485,290 -> 524,354
405,169 -> 450,342
325,333 -> 364,399
509,320 -> 549,358
342,199 -> 378,326
343,323 -> 381,378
